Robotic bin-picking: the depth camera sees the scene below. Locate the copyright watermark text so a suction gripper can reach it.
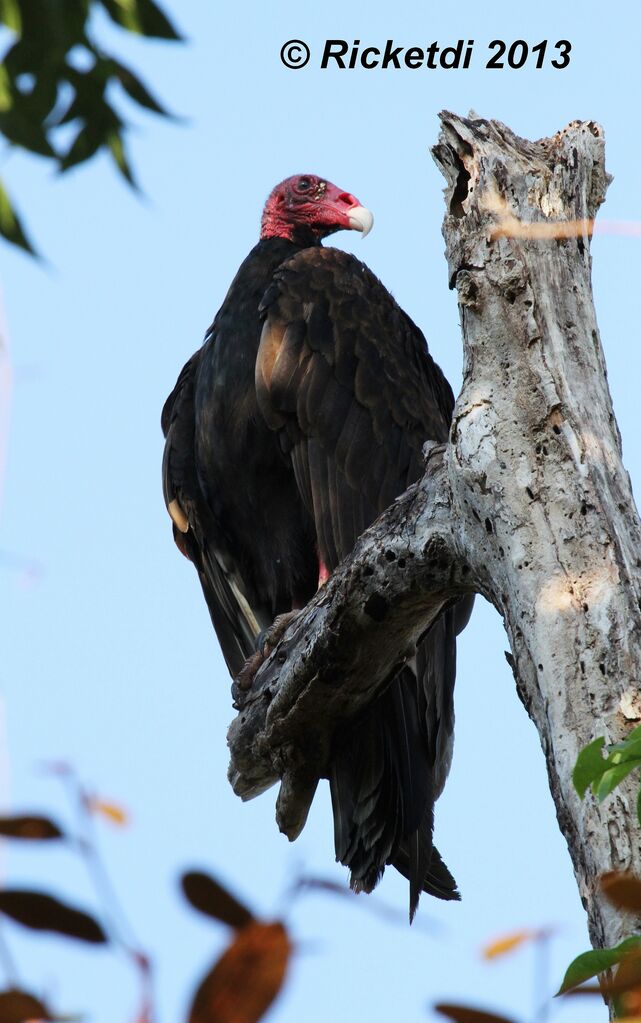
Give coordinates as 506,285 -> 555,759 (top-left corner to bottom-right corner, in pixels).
280,39 -> 311,69
280,38 -> 572,70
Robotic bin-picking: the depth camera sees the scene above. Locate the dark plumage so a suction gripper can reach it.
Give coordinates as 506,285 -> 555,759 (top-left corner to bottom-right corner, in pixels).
162,174 -> 471,919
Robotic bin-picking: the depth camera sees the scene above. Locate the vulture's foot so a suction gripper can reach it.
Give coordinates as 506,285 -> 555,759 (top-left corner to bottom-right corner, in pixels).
233,611 -> 299,704
234,649 -> 265,699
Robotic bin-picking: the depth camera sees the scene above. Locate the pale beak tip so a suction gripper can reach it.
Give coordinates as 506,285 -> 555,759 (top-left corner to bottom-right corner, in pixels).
348,206 -> 374,238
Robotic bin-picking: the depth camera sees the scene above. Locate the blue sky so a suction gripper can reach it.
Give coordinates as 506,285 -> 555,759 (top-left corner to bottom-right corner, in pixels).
1,1 -> 640,1020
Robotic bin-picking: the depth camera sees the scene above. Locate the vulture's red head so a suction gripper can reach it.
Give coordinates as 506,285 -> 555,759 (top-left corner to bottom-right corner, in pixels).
260,174 -> 373,243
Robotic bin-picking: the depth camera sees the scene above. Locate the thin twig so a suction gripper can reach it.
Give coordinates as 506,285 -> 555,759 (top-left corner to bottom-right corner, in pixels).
0,920 -> 19,987
48,763 -> 155,1023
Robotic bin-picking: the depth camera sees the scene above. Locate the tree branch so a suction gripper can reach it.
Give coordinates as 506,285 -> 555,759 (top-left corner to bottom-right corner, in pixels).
227,445 -> 474,839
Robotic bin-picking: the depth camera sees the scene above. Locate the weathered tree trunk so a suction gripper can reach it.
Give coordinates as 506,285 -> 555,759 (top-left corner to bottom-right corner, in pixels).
227,112 -> 641,953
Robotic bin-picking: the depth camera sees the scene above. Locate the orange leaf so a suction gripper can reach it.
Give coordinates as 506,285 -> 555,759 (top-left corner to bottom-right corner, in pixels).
188,921 -> 291,1023
481,930 -> 538,960
622,986 -> 641,1014
616,952 -> 641,1007
88,799 -> 129,827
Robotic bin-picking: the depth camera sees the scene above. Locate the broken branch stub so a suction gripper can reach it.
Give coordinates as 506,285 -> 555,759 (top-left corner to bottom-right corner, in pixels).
227,446 -> 473,837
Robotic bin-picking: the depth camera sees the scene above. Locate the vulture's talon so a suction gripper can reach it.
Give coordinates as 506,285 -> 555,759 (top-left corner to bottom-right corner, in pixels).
234,610 -> 299,698
263,610 -> 299,650
235,649 -> 265,693
255,610 -> 298,657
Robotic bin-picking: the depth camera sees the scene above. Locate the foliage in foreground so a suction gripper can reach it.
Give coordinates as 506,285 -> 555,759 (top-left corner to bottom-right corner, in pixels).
574,723 -> 641,827
0,0 -> 182,255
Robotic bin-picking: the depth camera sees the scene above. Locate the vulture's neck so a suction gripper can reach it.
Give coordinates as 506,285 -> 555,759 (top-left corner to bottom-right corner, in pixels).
259,219 -> 324,248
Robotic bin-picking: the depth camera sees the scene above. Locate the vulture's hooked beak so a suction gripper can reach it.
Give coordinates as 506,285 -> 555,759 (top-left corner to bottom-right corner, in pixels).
348,206 -> 374,238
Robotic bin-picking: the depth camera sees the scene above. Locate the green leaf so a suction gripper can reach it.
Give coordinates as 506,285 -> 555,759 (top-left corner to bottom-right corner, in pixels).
0,65 -> 12,112
0,889 -> 107,943
59,123 -> 105,171
106,129 -> 138,188
609,734 -> 641,763
98,0 -> 183,40
55,78 -> 97,127
594,759 -> 641,802
109,58 -> 169,115
15,1 -> 88,52
0,108 -> 56,156
58,60 -> 109,128
557,936 -> 641,994
9,73 -> 59,135
621,723 -> 641,744
0,0 -> 21,33
0,178 -> 38,256
573,737 -> 606,798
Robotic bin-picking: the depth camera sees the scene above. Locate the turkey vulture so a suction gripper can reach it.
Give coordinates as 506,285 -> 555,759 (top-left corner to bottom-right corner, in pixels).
162,174 -> 471,919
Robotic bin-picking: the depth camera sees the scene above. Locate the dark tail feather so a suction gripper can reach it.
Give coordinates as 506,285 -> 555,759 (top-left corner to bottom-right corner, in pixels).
329,668 -> 437,911
393,815 -> 460,913
329,608 -> 464,918
330,695 -> 392,895
409,815 -> 431,922
425,846 -> 460,901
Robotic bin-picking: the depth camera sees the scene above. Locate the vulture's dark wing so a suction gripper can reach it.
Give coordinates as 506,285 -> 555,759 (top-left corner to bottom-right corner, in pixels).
255,247 -> 463,913
256,248 -> 454,566
162,352 -> 263,675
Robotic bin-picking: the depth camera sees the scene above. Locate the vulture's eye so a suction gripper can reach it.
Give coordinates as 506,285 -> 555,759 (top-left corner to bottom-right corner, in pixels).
297,177 -> 312,192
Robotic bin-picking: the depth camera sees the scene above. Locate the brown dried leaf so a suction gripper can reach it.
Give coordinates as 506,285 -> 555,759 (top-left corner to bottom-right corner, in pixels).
600,872 -> 641,913
181,871 -> 253,929
0,889 -> 107,943
616,950 -> 641,1006
0,815 -> 63,841
433,1005 -> 519,1023
0,987 -> 57,1022
187,921 -> 291,1023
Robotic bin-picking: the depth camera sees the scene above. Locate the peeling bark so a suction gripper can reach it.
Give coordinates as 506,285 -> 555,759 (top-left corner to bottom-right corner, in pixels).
228,112 -> 641,952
